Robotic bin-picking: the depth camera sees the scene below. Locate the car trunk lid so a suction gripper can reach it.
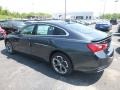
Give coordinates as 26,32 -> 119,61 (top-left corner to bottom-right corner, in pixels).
91,35 -> 112,54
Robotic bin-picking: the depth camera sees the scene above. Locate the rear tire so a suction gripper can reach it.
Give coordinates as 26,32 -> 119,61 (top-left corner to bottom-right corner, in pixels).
51,52 -> 73,75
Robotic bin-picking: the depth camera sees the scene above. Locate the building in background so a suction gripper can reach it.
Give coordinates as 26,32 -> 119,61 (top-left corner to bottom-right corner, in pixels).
53,12 -> 94,20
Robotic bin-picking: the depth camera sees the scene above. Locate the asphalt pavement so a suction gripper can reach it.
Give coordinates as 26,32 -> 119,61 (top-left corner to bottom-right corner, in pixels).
0,25 -> 120,90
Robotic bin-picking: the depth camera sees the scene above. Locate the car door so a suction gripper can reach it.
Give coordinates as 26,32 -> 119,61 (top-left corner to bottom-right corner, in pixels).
30,24 -> 52,59
30,24 -> 67,61
13,24 -> 36,54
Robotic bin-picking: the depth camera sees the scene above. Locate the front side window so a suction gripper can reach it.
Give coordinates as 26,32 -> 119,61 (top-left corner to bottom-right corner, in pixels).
36,24 -> 66,36
21,25 -> 35,35
36,25 -> 50,35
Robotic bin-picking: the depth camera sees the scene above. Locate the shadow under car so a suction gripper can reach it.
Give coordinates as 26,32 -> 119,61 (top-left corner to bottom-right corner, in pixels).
1,49 -> 103,86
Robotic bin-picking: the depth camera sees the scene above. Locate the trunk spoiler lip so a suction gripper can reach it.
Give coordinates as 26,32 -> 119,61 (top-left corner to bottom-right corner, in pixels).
92,34 -> 112,43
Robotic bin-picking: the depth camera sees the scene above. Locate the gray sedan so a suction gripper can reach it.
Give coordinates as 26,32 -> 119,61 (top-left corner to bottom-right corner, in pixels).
4,20 -> 114,75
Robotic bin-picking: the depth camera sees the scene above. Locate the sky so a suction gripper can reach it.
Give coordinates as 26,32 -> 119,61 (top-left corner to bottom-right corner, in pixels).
0,0 -> 120,16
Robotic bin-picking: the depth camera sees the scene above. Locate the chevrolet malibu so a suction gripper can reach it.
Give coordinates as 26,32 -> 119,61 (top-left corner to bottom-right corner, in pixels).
5,21 -> 114,75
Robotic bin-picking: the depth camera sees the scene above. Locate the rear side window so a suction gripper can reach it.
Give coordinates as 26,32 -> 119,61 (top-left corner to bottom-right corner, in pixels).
36,24 -> 66,35
66,23 -> 107,40
52,27 -> 66,35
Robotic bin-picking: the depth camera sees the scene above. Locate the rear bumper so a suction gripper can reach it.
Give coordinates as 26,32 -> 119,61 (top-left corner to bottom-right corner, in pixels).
69,48 -> 114,73
77,55 -> 113,73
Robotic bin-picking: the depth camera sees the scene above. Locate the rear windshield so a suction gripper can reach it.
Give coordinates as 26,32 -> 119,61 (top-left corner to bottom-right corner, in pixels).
66,23 -> 95,34
65,23 -> 107,41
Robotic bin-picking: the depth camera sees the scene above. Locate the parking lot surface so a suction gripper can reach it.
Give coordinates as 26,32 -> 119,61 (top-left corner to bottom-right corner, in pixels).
0,25 -> 120,90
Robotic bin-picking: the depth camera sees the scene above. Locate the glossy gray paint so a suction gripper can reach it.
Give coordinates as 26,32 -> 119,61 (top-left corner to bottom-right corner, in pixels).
5,21 -> 114,72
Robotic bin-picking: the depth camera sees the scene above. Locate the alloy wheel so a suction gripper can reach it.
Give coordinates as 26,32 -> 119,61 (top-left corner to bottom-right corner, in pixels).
52,55 -> 69,74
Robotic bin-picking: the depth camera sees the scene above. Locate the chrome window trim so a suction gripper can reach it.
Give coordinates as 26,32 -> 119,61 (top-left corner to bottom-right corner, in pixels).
35,23 -> 69,36
34,43 -> 49,47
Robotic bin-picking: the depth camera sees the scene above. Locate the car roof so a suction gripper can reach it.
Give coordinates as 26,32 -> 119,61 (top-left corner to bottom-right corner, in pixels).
96,21 -> 110,24
26,20 -> 74,26
6,20 -> 24,23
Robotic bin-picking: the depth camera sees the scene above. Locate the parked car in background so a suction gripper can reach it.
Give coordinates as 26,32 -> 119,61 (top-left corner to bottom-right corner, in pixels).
110,19 -> 118,25
75,20 -> 86,25
0,26 -> 6,40
1,20 -> 26,34
82,20 -> 92,25
5,20 -> 114,75
95,21 -> 112,32
118,23 -> 120,33
76,20 -> 92,25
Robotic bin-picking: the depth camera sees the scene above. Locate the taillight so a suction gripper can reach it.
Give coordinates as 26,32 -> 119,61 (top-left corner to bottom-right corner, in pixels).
87,43 -> 108,53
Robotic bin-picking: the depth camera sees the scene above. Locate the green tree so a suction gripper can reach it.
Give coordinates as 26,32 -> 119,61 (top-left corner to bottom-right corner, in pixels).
100,13 -> 120,19
0,6 -> 2,12
0,6 -> 52,19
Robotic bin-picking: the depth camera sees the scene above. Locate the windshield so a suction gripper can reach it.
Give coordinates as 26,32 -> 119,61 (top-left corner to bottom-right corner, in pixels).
10,21 -> 26,27
16,22 -> 25,28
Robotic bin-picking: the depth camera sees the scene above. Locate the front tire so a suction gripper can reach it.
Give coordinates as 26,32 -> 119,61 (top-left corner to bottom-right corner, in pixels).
5,41 -> 14,54
51,53 -> 73,75
118,28 -> 120,33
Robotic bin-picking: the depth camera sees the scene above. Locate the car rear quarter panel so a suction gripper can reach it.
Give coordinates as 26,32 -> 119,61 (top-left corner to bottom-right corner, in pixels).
51,38 -> 96,69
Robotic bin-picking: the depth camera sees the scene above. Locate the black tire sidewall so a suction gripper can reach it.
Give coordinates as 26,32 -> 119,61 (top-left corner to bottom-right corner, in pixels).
5,41 -> 14,54
51,52 -> 73,75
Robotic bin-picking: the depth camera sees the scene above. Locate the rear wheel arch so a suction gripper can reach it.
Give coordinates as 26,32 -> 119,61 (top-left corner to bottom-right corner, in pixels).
49,50 -> 74,68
